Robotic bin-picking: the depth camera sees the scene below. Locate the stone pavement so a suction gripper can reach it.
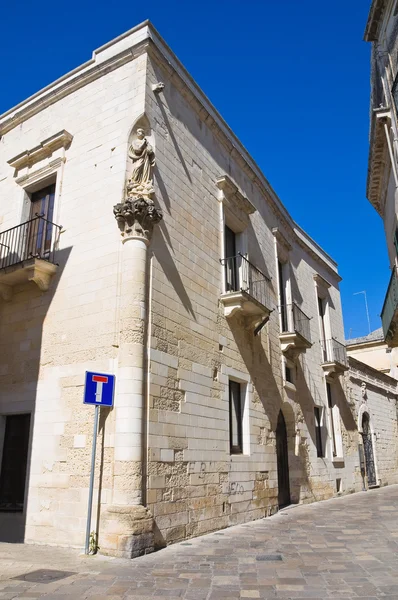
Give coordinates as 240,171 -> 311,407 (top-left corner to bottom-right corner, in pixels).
2,485 -> 398,599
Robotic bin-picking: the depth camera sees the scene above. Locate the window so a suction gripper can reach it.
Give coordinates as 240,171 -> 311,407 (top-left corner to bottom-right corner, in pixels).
28,184 -> 56,258
0,414 -> 31,512
314,407 -> 324,458
317,296 -> 328,361
285,364 -> 292,384
224,225 -> 238,292
326,383 -> 337,458
278,260 -> 288,332
229,380 -> 243,454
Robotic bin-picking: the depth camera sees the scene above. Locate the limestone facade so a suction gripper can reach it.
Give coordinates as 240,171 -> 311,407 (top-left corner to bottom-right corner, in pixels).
364,0 -> 398,346
0,21 -> 397,556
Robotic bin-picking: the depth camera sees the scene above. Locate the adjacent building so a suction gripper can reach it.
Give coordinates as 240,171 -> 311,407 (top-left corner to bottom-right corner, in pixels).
364,0 -> 398,345
0,21 -> 397,558
346,327 -> 398,377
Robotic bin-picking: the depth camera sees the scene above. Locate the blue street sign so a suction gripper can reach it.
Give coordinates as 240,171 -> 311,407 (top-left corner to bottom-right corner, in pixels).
84,371 -> 115,407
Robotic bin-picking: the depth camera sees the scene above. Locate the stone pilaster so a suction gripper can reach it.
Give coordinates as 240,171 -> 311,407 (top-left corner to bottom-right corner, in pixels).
101,196 -> 162,558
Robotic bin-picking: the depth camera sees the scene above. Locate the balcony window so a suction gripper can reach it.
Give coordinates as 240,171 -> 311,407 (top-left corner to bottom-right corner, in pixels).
320,338 -> 348,377
224,225 -> 238,292
220,253 -> 272,325
278,302 -> 312,357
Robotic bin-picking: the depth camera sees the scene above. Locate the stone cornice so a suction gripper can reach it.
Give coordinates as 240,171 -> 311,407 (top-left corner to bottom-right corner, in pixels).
364,0 -> 387,42
8,130 -> 73,170
366,107 -> 391,217
0,41 -> 149,136
0,20 -> 340,281
216,175 -> 256,215
313,273 -> 331,289
348,356 -> 398,395
272,227 -> 292,251
145,35 -> 340,281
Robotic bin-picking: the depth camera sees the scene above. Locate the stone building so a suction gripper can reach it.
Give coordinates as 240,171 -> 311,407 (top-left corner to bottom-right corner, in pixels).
0,21 -> 397,557
364,0 -> 398,345
347,327 -> 398,377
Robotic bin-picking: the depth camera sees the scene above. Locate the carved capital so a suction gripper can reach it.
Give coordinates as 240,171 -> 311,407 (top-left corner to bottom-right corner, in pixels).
113,197 -> 163,242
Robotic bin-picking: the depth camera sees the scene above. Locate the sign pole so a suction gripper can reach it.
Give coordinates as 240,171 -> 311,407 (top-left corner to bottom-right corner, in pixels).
85,404 -> 99,554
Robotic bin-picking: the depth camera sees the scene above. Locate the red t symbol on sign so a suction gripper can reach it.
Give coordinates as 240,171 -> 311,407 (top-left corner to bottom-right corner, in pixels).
92,375 -> 108,403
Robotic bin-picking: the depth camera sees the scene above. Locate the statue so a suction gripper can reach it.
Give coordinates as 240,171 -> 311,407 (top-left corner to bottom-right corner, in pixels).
114,124 -> 162,241
127,128 -> 155,198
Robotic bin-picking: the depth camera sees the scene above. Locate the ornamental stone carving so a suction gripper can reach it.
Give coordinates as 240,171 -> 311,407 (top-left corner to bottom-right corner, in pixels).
113,197 -> 162,241
114,127 -> 162,241
127,128 -> 155,199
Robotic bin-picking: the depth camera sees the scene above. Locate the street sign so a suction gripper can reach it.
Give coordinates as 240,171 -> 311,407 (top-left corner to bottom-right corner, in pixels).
83,370 -> 115,555
83,371 -> 115,407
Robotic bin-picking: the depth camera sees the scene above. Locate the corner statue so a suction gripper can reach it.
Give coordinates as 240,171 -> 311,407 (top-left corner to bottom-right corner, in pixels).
127,128 -> 155,198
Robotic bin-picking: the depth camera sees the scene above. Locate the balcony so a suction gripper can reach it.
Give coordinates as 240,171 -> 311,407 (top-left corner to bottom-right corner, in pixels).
220,254 -> 272,327
320,338 -> 348,378
381,268 -> 398,347
0,216 -> 61,301
279,303 -> 312,358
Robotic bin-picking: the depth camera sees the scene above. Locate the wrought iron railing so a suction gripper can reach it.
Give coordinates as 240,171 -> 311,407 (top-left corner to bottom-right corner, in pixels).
221,254 -> 272,309
321,338 -> 348,366
0,216 -> 61,270
381,268 -> 398,342
279,303 -> 311,344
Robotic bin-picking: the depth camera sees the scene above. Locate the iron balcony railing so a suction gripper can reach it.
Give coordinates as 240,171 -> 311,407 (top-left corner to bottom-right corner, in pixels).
381,268 -> 398,342
0,216 -> 61,270
320,338 -> 348,366
279,303 -> 312,345
221,254 -> 272,310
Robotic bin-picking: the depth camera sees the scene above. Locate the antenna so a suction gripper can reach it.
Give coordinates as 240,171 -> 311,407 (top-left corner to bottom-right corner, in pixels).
353,291 -> 371,335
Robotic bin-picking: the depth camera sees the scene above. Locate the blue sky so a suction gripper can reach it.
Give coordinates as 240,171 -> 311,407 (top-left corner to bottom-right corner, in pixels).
0,0 -> 384,339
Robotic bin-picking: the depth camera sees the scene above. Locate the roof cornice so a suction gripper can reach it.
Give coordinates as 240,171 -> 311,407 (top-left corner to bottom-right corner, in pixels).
0,20 -> 340,280
364,0 -> 387,42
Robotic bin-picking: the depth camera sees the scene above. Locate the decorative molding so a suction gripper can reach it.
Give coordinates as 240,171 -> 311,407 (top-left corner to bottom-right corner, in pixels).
0,40 -> 149,135
272,227 -> 292,252
216,175 -> 256,215
113,198 -> 163,243
15,157 -> 64,188
366,107 -> 391,216
313,273 -> 331,289
8,131 -> 73,171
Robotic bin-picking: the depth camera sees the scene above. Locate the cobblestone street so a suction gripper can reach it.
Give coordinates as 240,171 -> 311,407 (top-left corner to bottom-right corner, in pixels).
1,485 -> 398,599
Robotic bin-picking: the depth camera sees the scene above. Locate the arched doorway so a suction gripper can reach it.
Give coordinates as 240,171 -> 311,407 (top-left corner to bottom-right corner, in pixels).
361,412 -> 377,487
276,410 -> 291,508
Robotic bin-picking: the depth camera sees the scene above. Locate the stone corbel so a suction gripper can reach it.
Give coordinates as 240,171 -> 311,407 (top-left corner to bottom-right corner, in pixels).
26,261 -> 58,292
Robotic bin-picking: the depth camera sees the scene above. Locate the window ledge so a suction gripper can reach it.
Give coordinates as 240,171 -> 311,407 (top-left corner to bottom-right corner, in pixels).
283,381 -> 296,393
332,456 -> 345,466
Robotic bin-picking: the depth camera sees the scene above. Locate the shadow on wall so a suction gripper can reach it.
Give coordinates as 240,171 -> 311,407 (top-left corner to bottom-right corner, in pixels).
0,246 -> 72,543
151,219 -> 196,320
228,316 -> 312,507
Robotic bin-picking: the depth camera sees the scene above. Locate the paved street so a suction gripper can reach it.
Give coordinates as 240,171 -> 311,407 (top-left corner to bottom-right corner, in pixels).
1,485 -> 398,599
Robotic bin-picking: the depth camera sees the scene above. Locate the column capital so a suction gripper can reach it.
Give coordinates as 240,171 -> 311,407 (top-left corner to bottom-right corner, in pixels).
113,197 -> 163,243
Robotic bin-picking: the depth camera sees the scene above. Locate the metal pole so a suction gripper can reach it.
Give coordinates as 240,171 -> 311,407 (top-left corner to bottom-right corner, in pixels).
85,404 -> 99,554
